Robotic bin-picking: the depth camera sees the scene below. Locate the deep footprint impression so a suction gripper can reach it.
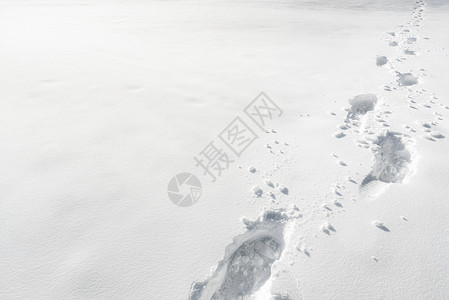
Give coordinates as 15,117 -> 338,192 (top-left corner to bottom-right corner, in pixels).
361,131 -> 414,187
189,210 -> 289,300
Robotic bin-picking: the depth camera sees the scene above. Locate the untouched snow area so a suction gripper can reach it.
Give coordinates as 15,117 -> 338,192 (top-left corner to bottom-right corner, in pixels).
1,0 -> 449,299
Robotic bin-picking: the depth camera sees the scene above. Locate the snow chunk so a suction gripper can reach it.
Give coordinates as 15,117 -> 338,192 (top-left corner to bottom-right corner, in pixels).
397,73 -> 418,86
264,179 -> 275,188
252,186 -> 263,197
389,41 -> 398,47
334,131 -> 346,139
320,221 -> 336,235
248,166 -> 257,173
278,185 -> 289,195
347,94 -> 378,120
430,132 -> 445,139
376,56 -> 388,66
373,220 -> 390,231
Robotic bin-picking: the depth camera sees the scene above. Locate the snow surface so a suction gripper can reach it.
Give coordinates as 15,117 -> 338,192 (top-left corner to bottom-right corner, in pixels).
1,0 -> 449,299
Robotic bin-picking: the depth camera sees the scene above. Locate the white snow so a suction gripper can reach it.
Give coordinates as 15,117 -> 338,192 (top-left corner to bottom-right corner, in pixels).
1,0 -> 449,299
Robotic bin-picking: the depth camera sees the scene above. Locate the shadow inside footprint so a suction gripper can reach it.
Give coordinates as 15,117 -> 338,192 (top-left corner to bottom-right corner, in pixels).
189,210 -> 288,300
361,131 -> 413,188
214,237 -> 282,299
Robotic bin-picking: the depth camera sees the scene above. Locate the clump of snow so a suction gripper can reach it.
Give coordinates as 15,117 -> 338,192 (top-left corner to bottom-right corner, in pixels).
296,244 -> 310,257
376,56 -> 388,66
403,49 -> 416,55
347,94 -> 378,120
322,204 -> 331,211
252,186 -> 263,197
372,220 -> 389,231
373,220 -> 383,227
397,73 -> 418,86
389,41 -> 398,47
264,179 -> 275,188
278,185 -> 289,195
248,166 -> 257,173
333,199 -> 343,207
320,222 -> 336,235
338,123 -> 349,130
407,37 -> 417,44
273,293 -> 293,300
334,131 -> 346,138
430,132 -> 445,139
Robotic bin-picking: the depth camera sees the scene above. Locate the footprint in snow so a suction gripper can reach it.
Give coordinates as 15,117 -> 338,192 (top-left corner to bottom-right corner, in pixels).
189,210 -> 290,300
361,131 -> 414,187
360,131 -> 416,200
